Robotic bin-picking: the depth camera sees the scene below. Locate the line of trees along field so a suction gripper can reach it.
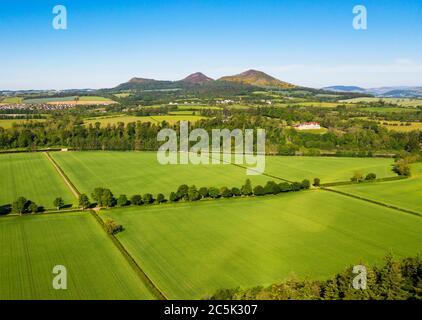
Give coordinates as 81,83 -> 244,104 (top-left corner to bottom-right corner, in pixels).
0,107 -> 421,155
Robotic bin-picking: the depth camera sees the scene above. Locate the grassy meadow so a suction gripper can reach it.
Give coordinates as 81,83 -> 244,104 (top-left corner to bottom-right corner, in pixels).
0,212 -> 155,300
0,118 -> 46,129
0,153 -> 75,209
341,97 -> 422,107
51,151 -> 270,197
103,190 -> 422,299
331,163 -> 422,213
379,121 -> 422,132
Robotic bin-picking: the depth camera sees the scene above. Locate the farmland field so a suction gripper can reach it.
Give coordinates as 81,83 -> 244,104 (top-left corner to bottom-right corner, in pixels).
23,96 -> 116,105
0,212 -> 155,299
1,97 -> 23,104
249,156 -> 395,183
0,153 -> 75,209
103,190 -> 422,299
0,118 -> 46,129
83,115 -> 207,126
341,97 -> 422,107
331,163 -> 422,213
379,121 -> 422,132
357,107 -> 419,114
51,151 -> 270,197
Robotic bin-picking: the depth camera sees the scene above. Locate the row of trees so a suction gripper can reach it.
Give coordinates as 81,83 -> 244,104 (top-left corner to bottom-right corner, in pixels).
208,255 -> 422,300
11,196 -> 66,215
76,179 -> 313,210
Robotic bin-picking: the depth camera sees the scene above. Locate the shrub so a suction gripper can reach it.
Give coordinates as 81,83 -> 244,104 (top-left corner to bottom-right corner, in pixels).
156,193 -> 166,204
264,181 -> 280,195
365,173 -> 377,181
291,182 -> 302,192
143,193 -> 154,204
278,182 -> 291,192
231,187 -> 241,197
131,194 -> 143,206
253,185 -> 265,196
199,187 -> 209,198
28,202 -> 39,213
393,160 -> 411,177
104,218 -> 123,235
351,171 -> 364,183
209,187 -> 220,199
53,197 -> 65,210
221,187 -> 233,198
241,179 -> 253,196
12,197 -> 28,215
169,192 -> 179,202
188,186 -> 201,201
117,195 -> 129,207
301,179 -> 311,190
313,178 -> 321,187
78,194 -> 90,209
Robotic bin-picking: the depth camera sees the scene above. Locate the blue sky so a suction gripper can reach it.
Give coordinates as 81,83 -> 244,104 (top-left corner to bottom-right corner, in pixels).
0,0 -> 421,90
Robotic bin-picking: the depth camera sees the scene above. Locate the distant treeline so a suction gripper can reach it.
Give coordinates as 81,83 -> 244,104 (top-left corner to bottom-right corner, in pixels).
0,107 -> 421,155
208,255 -> 422,300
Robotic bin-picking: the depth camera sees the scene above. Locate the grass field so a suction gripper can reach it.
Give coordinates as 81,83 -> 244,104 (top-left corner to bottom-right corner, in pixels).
379,121 -> 422,132
252,156 -> 395,183
0,153 -> 75,209
341,97 -> 422,107
84,115 -> 207,127
103,190 -> 422,299
357,107 -> 419,114
331,163 -> 422,213
0,119 -> 46,129
51,151 -> 270,197
0,212 -> 155,299
23,96 -> 115,105
1,97 -> 23,104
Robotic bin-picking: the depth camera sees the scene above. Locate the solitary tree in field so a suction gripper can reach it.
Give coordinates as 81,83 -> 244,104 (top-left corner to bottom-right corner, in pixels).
313,178 -> 321,187
78,194 -> 90,210
12,197 -> 28,216
54,197 -> 65,210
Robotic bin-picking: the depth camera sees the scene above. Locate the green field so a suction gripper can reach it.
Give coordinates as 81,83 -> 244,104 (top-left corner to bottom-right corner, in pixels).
23,96 -> 113,104
379,121 -> 422,132
250,156 -> 395,184
0,153 -> 75,209
1,97 -> 23,104
0,212 -> 155,299
341,97 -> 422,107
103,190 -> 422,299
331,163 -> 422,213
84,115 -> 207,127
357,107 -> 419,114
0,118 -> 46,129
51,151 -> 270,197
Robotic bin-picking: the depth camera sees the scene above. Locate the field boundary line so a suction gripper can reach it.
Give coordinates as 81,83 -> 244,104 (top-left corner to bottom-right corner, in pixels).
44,152 -> 80,198
321,187 -> 422,218
89,211 -> 168,300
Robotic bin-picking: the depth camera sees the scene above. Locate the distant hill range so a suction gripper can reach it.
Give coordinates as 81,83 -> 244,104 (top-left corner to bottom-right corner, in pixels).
323,86 -> 422,98
114,70 -> 296,91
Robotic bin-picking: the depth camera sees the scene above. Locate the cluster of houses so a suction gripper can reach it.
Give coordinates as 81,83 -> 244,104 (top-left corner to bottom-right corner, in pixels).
0,103 -> 77,111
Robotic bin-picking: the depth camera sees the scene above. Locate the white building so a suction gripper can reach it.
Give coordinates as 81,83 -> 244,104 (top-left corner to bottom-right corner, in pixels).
294,122 -> 321,130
